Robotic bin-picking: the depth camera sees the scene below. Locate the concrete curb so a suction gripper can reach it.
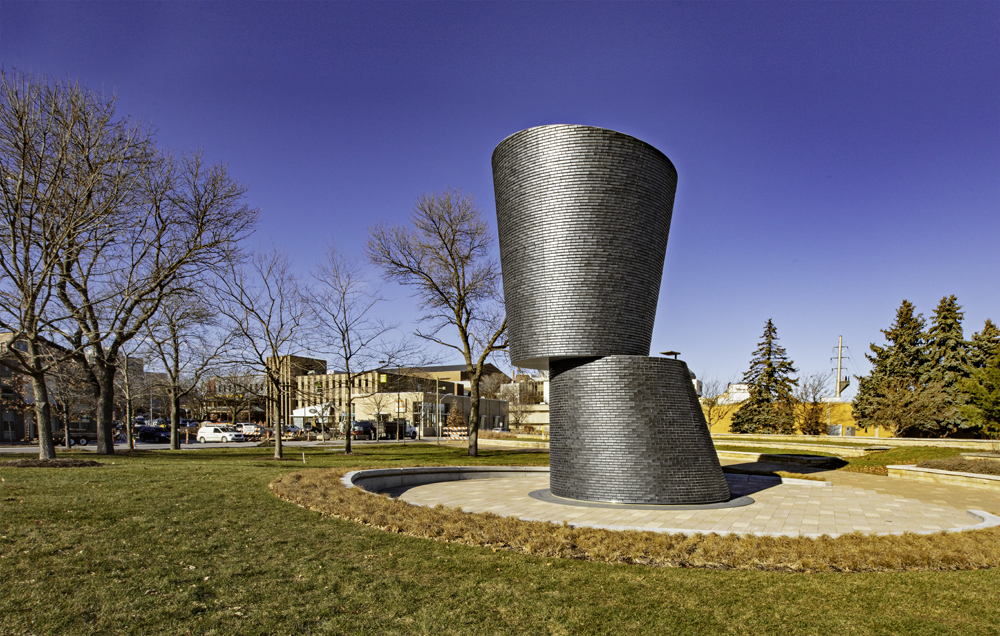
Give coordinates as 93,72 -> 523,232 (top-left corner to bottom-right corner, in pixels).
341,465 -> 549,492
553,509 -> 1000,538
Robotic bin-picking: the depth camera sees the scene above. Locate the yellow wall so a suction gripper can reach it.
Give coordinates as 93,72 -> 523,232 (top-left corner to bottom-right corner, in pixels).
704,402 -> 893,438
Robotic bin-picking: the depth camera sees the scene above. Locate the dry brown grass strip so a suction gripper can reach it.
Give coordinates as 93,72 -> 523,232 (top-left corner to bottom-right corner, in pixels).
270,467 -> 1000,573
0,458 -> 103,468
918,457 -> 1000,476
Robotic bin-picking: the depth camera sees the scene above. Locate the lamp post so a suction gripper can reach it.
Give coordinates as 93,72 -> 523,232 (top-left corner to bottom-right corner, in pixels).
379,361 -> 406,444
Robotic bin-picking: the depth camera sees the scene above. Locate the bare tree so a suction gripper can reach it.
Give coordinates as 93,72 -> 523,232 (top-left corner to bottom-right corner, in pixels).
699,376 -> 740,431
0,70 -> 154,458
216,248 -> 307,459
365,390 -> 395,440
479,372 -> 507,400
54,147 -> 256,455
145,293 -> 231,449
500,383 -> 530,432
794,371 -> 832,435
307,246 -> 395,454
47,358 -> 96,449
366,189 -> 507,456
208,369 -> 264,425
113,339 -> 148,449
184,379 -> 210,422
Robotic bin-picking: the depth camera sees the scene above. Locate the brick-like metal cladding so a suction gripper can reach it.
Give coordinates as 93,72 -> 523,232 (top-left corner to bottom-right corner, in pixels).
492,125 -> 677,370
549,356 -> 730,504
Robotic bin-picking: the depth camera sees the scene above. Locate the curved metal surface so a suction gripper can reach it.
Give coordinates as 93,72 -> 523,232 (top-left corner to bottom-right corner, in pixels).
549,356 -> 731,504
492,124 -> 677,370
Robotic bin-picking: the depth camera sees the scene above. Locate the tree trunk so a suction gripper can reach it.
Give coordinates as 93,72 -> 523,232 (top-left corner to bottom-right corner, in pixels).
94,368 -> 116,455
124,399 -> 135,449
467,373 -> 480,457
170,391 -> 181,450
63,404 -> 71,451
272,377 -> 283,459
29,374 -> 56,460
344,398 -> 353,455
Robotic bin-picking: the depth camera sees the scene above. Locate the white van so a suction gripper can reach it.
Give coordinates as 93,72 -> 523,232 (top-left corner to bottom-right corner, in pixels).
196,425 -> 245,443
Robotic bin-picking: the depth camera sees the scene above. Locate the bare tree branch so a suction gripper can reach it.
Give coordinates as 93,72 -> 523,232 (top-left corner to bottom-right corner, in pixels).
366,189 -> 507,456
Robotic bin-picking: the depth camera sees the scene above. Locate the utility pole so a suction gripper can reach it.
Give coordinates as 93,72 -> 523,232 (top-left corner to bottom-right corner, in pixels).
837,336 -> 844,436
831,336 -> 853,436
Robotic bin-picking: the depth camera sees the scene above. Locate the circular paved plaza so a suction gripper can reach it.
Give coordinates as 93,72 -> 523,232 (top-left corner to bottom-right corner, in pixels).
385,459 -> 1000,538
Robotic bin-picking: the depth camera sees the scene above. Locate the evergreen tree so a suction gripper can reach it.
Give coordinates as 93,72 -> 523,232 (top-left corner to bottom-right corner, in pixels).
446,401 -> 467,430
959,351 -> 1000,439
922,295 -> 971,435
730,319 -> 798,434
968,319 -> 1000,369
961,318 -> 1000,439
853,300 -> 928,431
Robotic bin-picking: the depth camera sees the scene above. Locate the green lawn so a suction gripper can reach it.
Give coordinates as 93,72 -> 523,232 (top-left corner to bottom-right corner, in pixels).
1,445 -> 998,635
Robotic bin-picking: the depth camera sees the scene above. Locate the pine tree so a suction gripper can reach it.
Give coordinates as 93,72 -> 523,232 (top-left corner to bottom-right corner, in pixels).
853,300 -> 928,431
446,401 -> 467,430
960,318 -> 1000,439
959,352 -> 1000,439
968,319 -> 1000,369
922,295 -> 971,435
730,319 -> 798,434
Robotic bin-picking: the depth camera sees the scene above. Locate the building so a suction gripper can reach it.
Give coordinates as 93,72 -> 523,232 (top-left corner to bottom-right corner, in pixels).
292,364 -> 509,434
203,373 -> 267,423
265,355 -> 327,426
0,354 -> 29,443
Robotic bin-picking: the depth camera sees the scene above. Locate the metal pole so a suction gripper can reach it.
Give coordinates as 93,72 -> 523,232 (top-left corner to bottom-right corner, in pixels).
837,335 -> 844,437
436,377 -> 440,445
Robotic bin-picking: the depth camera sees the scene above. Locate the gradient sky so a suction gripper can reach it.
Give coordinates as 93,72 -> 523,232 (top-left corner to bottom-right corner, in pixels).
3,1 -> 998,396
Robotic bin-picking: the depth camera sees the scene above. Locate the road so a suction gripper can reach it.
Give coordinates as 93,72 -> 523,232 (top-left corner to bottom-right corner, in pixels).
0,438 -> 443,453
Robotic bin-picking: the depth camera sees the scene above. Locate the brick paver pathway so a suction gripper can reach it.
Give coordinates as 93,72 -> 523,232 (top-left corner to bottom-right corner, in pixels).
394,460 -> 999,537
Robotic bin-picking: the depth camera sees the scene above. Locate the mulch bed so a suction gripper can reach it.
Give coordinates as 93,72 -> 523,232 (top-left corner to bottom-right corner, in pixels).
0,458 -> 103,468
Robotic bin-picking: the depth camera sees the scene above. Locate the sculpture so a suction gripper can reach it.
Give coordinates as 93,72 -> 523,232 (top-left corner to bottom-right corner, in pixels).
492,124 -> 730,504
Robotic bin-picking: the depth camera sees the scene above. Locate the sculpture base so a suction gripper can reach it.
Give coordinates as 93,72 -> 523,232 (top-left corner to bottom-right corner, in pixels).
549,356 -> 730,505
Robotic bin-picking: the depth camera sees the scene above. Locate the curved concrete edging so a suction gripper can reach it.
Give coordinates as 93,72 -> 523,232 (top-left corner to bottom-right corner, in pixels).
340,465 -> 1000,538
341,465 -> 549,493
576,509 -> 1000,539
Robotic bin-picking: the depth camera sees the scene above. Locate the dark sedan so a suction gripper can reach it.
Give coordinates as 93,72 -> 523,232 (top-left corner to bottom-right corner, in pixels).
136,426 -> 171,444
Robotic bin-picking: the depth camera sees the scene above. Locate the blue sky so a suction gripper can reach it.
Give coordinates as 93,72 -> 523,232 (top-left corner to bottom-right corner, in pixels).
3,1 -> 998,395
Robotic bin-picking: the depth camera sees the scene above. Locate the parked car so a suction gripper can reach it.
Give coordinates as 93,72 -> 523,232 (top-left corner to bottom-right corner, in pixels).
196,425 -> 245,443
136,425 -> 171,444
